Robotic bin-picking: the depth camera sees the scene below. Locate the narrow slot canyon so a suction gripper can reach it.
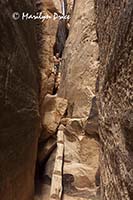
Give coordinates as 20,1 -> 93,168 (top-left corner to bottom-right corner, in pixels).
35,1 -> 100,199
0,0 -> 132,200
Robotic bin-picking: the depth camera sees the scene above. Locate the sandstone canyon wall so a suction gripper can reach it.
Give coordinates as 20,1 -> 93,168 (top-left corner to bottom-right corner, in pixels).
95,0 -> 133,199
0,1 -> 40,200
37,0 -> 68,99
56,0 -> 100,199
0,0 -> 132,200
58,0 -> 99,118
37,0 -> 61,98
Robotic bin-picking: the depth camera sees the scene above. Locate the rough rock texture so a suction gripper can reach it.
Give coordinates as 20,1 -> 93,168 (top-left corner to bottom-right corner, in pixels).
37,0 -> 62,98
58,0 -> 99,118
37,0 -> 69,98
39,119 -> 99,200
0,1 -> 40,200
62,119 -> 99,199
41,94 -> 68,140
55,1 -> 100,199
95,0 -> 133,199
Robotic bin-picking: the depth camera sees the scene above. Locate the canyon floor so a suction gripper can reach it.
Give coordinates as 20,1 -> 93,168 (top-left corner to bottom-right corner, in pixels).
35,132 -> 99,200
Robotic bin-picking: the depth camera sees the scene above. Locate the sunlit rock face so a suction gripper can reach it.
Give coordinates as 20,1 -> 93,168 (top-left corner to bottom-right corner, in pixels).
41,94 -> 68,140
58,0 -> 99,118
57,0 -> 100,199
0,1 -> 40,200
95,0 -> 133,199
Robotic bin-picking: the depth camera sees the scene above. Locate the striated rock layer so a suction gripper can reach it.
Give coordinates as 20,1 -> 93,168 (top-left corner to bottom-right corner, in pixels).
95,0 -> 133,199
0,1 -> 40,200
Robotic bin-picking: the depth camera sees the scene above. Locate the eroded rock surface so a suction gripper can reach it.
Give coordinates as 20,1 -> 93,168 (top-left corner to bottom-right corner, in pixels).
95,0 -> 133,199
41,94 -> 68,140
55,1 -> 100,199
0,1 -> 40,200
63,119 -> 99,199
37,0 -> 62,98
58,0 -> 99,118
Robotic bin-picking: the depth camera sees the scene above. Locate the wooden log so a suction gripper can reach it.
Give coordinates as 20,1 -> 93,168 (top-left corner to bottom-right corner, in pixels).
50,128 -> 64,200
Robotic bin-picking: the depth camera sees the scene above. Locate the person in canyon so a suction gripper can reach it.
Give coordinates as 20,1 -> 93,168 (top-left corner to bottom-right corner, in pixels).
53,52 -> 62,75
53,52 -> 62,92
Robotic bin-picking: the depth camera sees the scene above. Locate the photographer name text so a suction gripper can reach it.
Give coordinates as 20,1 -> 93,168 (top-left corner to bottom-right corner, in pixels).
12,12 -> 71,21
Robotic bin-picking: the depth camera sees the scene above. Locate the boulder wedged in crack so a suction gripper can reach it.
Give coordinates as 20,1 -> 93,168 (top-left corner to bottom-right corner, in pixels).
40,94 -> 68,139
38,94 -> 68,165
